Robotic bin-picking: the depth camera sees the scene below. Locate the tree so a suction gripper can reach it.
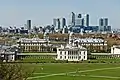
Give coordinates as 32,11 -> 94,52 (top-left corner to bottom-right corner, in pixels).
0,62 -> 34,80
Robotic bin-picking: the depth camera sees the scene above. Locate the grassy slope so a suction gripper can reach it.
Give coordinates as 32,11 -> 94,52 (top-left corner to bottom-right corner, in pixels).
23,63 -> 120,80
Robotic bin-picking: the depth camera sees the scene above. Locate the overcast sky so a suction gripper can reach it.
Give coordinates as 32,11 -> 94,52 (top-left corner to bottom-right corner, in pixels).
0,0 -> 120,28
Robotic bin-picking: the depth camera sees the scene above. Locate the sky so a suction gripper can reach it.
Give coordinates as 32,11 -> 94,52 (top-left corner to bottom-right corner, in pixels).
0,0 -> 120,28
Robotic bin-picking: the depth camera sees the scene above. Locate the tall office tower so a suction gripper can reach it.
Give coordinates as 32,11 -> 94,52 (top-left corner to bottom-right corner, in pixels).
103,18 -> 108,26
81,18 -> 84,26
78,14 -> 82,18
62,18 -> 66,28
56,18 -> 61,29
53,18 -> 57,27
70,12 -> 75,26
27,20 -> 31,30
83,14 -> 89,27
99,18 -> 104,26
99,18 -> 104,31
75,18 -> 84,26
86,14 -> 89,26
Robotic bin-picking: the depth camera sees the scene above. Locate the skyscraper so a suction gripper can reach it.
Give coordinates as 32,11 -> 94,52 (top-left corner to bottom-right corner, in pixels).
99,18 -> 104,26
86,14 -> 89,26
70,12 -> 75,26
62,18 -> 66,28
82,18 -> 84,26
75,18 -> 84,26
104,18 -> 108,26
27,20 -> 31,30
57,18 -> 61,29
83,14 -> 89,27
99,18 -> 104,31
53,18 -> 57,27
78,14 -> 82,18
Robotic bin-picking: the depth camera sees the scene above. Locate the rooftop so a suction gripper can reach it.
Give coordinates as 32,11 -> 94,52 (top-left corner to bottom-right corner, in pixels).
73,38 -> 105,43
17,38 -> 50,43
58,44 -> 87,51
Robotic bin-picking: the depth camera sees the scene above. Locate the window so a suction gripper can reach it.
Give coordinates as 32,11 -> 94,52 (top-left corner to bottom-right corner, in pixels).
78,56 -> 81,59
76,56 -> 78,59
72,51 -> 73,55
68,51 -> 70,55
74,56 -> 76,59
65,56 -> 66,59
69,56 -> 71,59
69,51 -> 71,55
60,56 -> 62,59
84,51 -> 86,55
60,51 -> 62,55
65,51 -> 66,55
72,56 -> 73,59
84,56 -> 86,59
80,52 -> 81,55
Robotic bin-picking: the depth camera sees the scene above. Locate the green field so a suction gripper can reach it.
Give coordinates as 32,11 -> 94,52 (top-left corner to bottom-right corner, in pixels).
23,63 -> 120,80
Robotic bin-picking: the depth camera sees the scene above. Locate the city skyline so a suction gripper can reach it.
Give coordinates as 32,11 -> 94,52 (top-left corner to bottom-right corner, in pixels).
0,0 -> 120,29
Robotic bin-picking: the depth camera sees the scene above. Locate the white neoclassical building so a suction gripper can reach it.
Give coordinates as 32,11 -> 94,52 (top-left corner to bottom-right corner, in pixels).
111,45 -> 120,54
68,32 -> 108,52
56,44 -> 87,61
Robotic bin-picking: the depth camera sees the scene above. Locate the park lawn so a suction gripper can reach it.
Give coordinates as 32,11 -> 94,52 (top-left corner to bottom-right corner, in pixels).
22,63 -> 120,80
23,52 -> 56,54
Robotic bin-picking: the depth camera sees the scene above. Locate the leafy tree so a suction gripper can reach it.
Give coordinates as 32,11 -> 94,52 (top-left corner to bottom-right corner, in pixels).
0,62 -> 34,80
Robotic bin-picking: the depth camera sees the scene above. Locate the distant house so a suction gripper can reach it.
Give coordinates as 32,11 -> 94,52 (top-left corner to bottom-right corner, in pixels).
1,52 -> 16,62
56,44 -> 87,61
0,45 -> 19,62
111,45 -> 120,54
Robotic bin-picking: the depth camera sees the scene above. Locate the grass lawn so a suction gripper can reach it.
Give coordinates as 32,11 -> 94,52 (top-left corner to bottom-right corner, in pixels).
23,63 -> 120,80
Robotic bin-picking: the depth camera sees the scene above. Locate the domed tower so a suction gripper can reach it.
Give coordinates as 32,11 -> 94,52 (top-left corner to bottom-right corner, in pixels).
69,32 -> 73,44
44,32 -> 49,41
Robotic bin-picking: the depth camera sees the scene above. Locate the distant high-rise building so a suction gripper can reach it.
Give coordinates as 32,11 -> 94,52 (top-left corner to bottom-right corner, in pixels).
75,18 -> 84,26
70,12 -> 75,26
104,18 -> 108,26
53,18 -> 57,27
99,18 -> 104,26
62,18 -> 66,28
107,26 -> 111,31
83,14 -> 89,27
99,18 -> 110,32
27,20 -> 31,30
99,18 -> 104,31
56,18 -> 61,29
53,18 -> 61,30
78,14 -> 82,18
86,14 -> 89,26
82,18 -> 84,26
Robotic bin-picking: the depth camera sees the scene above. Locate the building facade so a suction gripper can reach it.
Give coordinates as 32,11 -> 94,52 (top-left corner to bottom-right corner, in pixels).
27,20 -> 32,30
56,44 -> 87,61
111,45 -> 120,54
69,12 -> 75,26
62,18 -> 66,28
83,14 -> 89,27
17,38 -> 55,53
99,18 -> 111,32
68,33 -> 107,52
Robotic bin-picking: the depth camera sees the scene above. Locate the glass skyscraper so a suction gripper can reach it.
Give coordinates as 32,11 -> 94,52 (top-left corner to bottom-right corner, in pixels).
62,18 -> 66,28
69,12 -> 75,26
27,20 -> 31,30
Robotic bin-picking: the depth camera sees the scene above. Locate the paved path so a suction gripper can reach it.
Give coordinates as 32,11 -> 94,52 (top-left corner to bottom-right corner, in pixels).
27,67 -> 120,80
86,75 -> 120,79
